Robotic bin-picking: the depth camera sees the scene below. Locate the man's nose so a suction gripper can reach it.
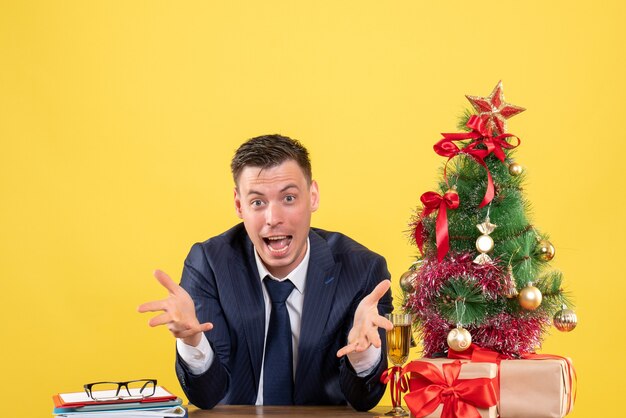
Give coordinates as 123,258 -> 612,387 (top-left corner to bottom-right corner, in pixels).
265,202 -> 283,226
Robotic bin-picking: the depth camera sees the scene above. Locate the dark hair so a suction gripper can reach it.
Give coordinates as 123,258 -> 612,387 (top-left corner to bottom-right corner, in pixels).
231,134 -> 312,185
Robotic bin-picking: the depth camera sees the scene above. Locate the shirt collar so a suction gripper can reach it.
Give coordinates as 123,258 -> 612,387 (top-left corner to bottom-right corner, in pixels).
254,237 -> 310,294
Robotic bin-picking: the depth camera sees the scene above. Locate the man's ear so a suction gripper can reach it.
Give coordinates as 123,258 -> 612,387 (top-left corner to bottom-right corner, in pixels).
234,188 -> 243,219
310,180 -> 320,212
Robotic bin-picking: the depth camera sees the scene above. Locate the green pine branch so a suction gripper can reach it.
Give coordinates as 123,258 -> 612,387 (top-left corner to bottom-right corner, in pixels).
436,277 -> 502,325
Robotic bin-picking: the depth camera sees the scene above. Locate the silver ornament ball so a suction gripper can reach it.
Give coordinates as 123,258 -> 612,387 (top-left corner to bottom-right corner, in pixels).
554,308 -> 578,332
399,270 -> 418,293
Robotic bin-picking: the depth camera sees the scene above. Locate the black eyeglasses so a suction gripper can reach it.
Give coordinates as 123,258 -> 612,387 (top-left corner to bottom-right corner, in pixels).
84,379 -> 157,401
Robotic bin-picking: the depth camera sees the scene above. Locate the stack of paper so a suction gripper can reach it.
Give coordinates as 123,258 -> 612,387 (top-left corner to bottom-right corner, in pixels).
52,386 -> 186,418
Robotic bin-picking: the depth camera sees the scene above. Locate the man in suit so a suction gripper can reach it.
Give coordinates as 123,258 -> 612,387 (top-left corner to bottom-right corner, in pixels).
139,134 -> 394,410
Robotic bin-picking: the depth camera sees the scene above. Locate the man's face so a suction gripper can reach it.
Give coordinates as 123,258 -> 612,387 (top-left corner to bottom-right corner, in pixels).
234,160 -> 319,278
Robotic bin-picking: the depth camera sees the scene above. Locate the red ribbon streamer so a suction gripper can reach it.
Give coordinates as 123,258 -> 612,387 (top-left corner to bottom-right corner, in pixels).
381,366 -> 409,408
413,190 -> 459,262
435,115 -> 520,208
415,116 -> 521,260
401,360 -> 498,418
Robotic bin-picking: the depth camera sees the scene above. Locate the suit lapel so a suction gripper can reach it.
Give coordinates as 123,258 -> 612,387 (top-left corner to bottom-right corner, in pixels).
295,230 -> 341,392
227,237 -> 265,395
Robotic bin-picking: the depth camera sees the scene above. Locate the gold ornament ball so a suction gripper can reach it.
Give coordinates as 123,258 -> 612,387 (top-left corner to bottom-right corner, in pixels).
519,285 -> 543,310
509,162 -> 523,176
475,234 -> 494,253
536,240 -> 556,261
399,270 -> 417,293
554,308 -> 578,332
447,326 -> 472,352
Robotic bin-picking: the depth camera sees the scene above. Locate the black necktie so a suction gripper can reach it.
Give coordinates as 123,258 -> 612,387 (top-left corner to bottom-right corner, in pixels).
263,277 -> 295,405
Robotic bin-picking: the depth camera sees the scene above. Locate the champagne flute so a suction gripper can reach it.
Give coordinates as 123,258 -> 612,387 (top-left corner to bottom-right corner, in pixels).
385,313 -> 413,417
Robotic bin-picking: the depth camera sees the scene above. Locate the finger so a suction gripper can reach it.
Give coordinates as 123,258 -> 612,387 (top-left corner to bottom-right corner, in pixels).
371,314 -> 394,331
199,322 -> 214,332
171,323 -> 213,339
137,300 -> 167,313
148,312 -> 172,327
336,342 -> 357,358
153,269 -> 180,294
362,280 -> 391,305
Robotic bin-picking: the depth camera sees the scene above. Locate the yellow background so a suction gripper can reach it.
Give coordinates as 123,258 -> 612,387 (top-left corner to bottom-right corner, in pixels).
1,1 -> 624,416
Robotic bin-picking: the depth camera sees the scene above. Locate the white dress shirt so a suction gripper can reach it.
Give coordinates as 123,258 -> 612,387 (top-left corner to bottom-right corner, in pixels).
177,238 -> 382,404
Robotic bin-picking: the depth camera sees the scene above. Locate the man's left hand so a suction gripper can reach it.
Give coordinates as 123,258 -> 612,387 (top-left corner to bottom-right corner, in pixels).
336,279 -> 393,357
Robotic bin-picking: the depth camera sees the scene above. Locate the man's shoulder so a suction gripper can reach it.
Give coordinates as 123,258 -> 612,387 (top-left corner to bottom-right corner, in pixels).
310,227 -> 382,260
187,223 -> 249,260
310,227 -> 389,282
201,223 -> 247,245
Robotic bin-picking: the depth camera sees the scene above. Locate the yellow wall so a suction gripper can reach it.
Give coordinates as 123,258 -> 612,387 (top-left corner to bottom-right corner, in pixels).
1,1 -> 624,416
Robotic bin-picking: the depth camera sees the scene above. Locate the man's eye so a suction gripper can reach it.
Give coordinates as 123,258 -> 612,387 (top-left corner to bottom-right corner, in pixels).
251,200 -> 263,207
285,195 -> 296,203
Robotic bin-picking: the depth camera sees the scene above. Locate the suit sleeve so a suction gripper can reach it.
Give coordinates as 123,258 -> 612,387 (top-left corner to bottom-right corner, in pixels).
175,243 -> 230,409
338,255 -> 394,411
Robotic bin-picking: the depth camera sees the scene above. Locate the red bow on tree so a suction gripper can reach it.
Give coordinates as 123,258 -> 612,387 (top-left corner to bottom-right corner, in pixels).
413,190 -> 459,262
402,360 -> 498,418
434,115 -> 520,208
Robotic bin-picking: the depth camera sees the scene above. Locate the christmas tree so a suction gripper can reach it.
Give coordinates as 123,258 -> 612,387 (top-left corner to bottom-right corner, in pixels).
402,81 -> 578,358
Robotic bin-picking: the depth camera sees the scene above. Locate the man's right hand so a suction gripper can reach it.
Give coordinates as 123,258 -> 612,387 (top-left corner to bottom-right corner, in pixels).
137,269 -> 213,347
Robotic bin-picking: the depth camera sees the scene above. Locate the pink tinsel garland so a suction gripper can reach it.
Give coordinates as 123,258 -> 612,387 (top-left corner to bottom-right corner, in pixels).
404,252 -> 551,357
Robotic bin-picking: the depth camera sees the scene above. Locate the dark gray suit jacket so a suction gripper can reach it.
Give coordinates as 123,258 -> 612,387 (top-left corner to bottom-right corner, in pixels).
175,223 -> 393,410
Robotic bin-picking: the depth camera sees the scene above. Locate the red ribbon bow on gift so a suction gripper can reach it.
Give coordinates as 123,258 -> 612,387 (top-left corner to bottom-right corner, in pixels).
434,115 -> 521,208
381,366 -> 409,409
448,343 -> 507,397
402,360 -> 498,418
413,190 -> 459,262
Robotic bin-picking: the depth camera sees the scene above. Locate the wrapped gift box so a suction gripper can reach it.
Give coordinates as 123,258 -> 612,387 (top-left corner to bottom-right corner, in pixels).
499,357 -> 575,418
405,358 -> 498,418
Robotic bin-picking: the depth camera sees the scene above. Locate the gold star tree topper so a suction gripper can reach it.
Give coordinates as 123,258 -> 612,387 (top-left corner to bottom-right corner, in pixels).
465,81 -> 526,135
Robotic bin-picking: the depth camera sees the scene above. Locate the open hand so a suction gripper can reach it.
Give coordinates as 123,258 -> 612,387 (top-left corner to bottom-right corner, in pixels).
137,269 -> 213,347
336,279 -> 393,357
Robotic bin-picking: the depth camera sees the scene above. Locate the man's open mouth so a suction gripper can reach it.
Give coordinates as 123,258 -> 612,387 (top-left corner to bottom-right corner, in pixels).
263,235 -> 293,253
